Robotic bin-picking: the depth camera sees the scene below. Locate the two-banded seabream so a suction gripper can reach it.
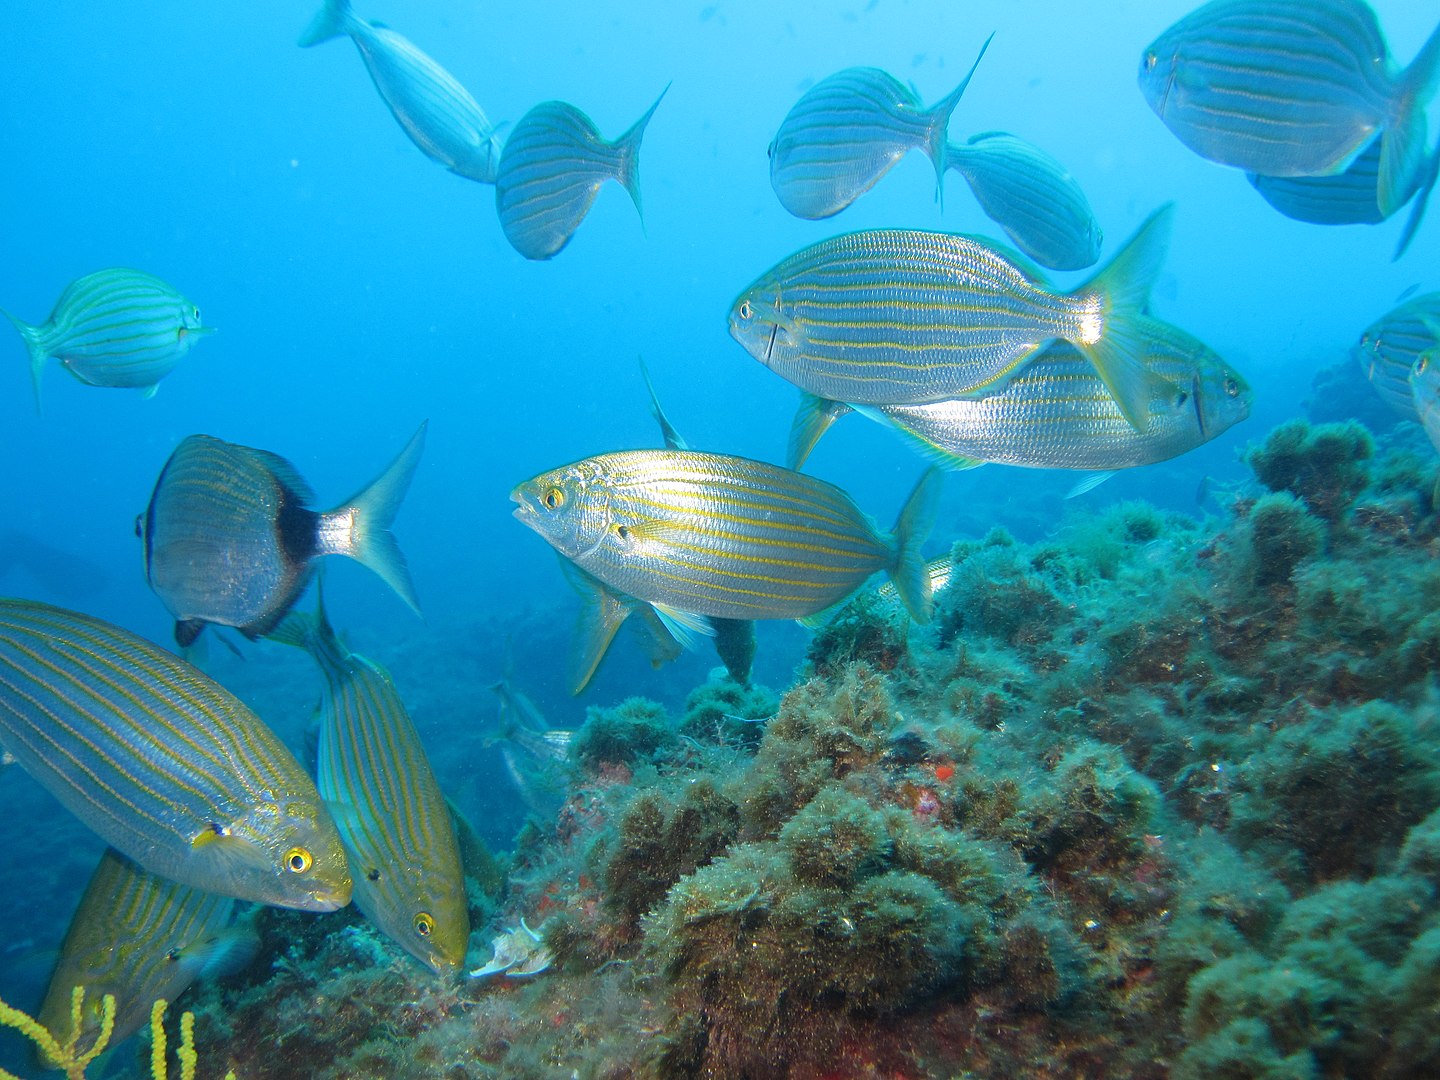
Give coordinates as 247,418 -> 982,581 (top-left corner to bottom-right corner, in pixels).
728,205 -> 1176,432
139,423 -> 426,646
767,37 -> 991,220
299,0 -> 504,183
0,599 -> 351,910
3,268 -> 213,410
495,89 -> 667,260
511,450 -> 942,636
273,596 -> 469,975
1139,0 -> 1440,217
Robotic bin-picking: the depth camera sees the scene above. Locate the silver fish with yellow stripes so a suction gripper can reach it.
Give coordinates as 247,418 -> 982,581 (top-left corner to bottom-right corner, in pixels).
768,38 -> 990,220
38,848 -> 255,1061
298,0 -> 504,183
511,450 -> 941,636
1139,0 -> 1440,217
495,88 -> 667,260
3,268 -> 213,410
789,319 -> 1251,472
139,423 -> 425,647
273,596 -> 468,976
0,599 -> 351,911
945,131 -> 1102,271
728,205 -> 1175,432
1353,291 -> 1440,420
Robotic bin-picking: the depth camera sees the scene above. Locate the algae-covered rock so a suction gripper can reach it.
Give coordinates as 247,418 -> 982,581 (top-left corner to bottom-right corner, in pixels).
1243,492 -> 1325,588
1243,419 -> 1373,522
572,696 -> 678,770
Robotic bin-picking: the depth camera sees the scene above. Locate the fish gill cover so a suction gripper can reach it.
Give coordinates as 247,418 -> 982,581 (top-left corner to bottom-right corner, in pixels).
1,1 -> 1439,1079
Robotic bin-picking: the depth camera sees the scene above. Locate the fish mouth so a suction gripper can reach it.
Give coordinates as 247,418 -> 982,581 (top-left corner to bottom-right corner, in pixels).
307,886 -> 353,913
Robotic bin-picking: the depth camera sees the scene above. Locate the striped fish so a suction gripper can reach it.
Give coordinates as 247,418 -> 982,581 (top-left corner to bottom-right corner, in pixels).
789,320 -> 1251,472
1249,129 -> 1438,259
0,599 -> 351,910
1409,335 -> 1440,453
140,423 -> 425,647
945,132 -> 1102,271
38,848 -> 254,1061
273,597 -> 469,976
1139,0 -> 1440,217
494,88 -> 668,260
3,268 -> 212,410
1353,291 -> 1440,420
511,450 -> 942,628
299,0 -> 504,183
728,205 -> 1175,433
768,37 -> 991,220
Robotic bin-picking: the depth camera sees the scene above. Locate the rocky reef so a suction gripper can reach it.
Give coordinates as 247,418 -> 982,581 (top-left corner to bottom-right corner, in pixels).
82,419 -> 1440,1079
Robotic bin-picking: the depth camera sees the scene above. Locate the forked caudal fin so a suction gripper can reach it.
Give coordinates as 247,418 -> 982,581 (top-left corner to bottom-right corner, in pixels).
3,308 -> 45,415
922,32 -> 993,207
1379,17 -> 1440,219
614,84 -> 670,226
1068,202 -> 1176,433
886,467 -> 944,624
297,0 -> 358,47
321,422 -> 427,617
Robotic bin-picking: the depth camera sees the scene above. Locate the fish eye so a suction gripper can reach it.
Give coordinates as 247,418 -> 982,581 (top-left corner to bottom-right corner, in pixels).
413,912 -> 435,937
191,306 -> 201,322
284,847 -> 314,874
1420,355 -> 1432,376
738,300 -> 753,321
1143,50 -> 1157,72
133,512 -> 144,539
542,487 -> 565,510
1223,376 -> 1240,397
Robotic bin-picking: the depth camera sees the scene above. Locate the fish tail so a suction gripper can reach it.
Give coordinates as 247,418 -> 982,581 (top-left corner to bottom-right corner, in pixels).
1069,202 -> 1175,432
327,421 -> 426,616
297,0 -> 356,47
885,468 -> 944,624
2,308 -> 45,414
1381,20 -> 1440,218
1393,126 -> 1440,260
614,83 -> 670,226
267,579 -> 342,657
922,32 -> 993,206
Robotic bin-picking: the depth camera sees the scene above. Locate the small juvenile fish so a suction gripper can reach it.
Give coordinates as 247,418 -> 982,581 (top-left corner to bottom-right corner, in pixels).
139,423 -> 425,646
38,849 -> 254,1060
512,450 -> 942,628
789,320 -> 1252,471
728,205 -> 1175,432
1249,130 -> 1438,259
945,131 -> 1102,271
273,595 -> 468,976
495,88 -> 668,260
0,599 -> 351,911
299,0 -> 504,183
768,37 -> 991,220
3,268 -> 213,410
1139,0 -> 1440,216
1353,291 -> 1440,419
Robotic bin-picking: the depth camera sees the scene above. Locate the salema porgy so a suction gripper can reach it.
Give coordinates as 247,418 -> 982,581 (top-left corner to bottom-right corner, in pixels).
0,599 -> 351,911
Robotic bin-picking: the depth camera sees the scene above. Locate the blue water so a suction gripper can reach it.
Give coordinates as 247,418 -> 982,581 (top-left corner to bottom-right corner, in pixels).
1,0 -> 1436,1069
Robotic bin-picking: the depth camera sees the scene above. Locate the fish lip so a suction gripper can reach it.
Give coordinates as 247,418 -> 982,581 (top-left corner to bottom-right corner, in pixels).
306,888 -> 352,913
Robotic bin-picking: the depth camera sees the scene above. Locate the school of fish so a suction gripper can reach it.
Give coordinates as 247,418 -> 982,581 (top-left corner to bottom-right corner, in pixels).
1,0 -> 1438,1053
